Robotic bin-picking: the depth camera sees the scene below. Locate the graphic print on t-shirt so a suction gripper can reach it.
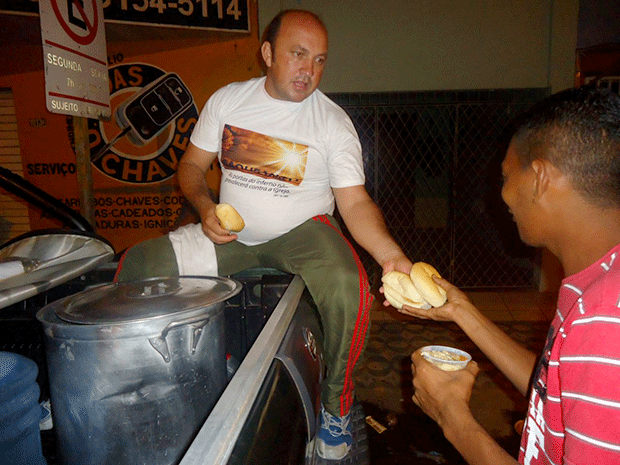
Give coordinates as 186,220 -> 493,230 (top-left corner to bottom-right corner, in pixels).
221,124 -> 308,186
520,323 -> 555,464
523,389 -> 546,465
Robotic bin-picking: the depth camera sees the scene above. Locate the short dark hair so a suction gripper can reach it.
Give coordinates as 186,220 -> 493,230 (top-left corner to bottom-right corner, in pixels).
511,86 -> 620,208
262,9 -> 326,50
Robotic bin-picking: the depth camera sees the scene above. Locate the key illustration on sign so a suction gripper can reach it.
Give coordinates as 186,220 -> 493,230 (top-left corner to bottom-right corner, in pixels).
86,63 -> 199,184
116,73 -> 193,146
92,72 -> 193,162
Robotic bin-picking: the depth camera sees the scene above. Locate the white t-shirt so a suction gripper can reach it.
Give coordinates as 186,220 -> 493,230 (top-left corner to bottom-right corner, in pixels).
190,77 -> 365,246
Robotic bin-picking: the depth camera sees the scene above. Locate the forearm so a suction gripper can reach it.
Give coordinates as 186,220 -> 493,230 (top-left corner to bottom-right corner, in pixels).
178,159 -> 216,219
339,195 -> 404,266
453,308 -> 537,395
441,403 -> 519,465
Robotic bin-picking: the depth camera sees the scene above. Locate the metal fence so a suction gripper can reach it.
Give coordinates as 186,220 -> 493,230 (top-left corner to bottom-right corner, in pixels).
328,88 -> 550,289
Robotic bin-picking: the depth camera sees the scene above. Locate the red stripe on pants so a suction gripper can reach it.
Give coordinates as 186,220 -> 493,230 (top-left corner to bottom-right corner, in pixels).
312,215 -> 372,415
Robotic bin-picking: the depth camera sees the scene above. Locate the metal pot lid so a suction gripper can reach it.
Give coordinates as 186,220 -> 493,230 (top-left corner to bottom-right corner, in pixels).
0,230 -> 114,310
53,276 -> 241,325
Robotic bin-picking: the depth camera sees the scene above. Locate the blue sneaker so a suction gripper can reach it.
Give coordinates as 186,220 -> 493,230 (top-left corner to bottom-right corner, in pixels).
316,405 -> 352,460
40,399 -> 53,430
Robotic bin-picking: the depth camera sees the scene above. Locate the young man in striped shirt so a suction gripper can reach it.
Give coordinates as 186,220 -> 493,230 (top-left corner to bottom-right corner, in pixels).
401,86 -> 620,464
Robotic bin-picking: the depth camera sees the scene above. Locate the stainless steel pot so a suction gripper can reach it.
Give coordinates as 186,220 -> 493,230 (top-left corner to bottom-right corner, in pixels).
36,276 -> 241,465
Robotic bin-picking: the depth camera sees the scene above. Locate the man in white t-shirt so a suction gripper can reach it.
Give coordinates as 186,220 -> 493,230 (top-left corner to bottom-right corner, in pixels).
116,10 -> 413,460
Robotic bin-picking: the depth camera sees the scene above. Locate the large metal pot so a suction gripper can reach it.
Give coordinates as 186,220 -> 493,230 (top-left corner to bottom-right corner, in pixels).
36,276 -> 241,465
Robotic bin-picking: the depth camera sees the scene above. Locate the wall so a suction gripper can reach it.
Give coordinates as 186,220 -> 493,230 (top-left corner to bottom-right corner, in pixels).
258,0 -> 579,94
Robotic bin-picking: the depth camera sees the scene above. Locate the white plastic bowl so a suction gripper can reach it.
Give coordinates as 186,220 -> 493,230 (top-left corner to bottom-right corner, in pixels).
420,345 -> 472,371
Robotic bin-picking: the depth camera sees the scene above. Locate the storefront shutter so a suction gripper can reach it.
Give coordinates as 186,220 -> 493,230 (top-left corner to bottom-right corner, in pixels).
0,88 -> 30,244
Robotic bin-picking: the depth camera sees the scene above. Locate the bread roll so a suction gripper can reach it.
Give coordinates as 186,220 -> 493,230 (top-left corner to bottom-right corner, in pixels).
381,285 -> 407,309
381,271 -> 428,309
409,262 -> 447,308
382,278 -> 426,309
381,263 -> 446,309
382,272 -> 423,304
215,203 -> 245,232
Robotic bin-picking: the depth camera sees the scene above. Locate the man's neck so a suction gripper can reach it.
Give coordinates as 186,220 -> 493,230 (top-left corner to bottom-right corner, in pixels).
553,206 -> 620,277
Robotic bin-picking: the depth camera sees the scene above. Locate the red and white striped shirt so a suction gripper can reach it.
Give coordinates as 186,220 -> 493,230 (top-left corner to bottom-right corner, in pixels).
519,244 -> 620,464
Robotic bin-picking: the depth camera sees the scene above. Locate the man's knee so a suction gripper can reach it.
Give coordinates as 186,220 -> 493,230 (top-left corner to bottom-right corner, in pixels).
115,235 -> 178,282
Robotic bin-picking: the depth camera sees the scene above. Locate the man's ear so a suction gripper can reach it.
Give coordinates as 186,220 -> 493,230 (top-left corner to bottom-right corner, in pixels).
531,159 -> 560,202
261,42 -> 273,68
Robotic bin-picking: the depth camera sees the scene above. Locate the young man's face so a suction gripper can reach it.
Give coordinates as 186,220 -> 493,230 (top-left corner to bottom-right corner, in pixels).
261,13 -> 328,103
501,143 -> 544,247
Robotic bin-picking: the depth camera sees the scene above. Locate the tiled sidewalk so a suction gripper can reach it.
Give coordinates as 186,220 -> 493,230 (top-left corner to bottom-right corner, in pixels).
371,289 -> 558,323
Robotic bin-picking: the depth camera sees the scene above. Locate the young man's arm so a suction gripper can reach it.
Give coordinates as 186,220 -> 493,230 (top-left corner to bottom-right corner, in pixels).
402,277 -> 537,395
444,412 -> 521,465
177,142 -> 236,244
333,185 -> 412,273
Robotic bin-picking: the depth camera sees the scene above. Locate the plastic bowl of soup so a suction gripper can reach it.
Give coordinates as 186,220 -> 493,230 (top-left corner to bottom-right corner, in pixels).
420,345 -> 472,371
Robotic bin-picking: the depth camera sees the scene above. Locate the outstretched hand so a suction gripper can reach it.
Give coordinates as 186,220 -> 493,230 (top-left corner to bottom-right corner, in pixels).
397,275 -> 475,322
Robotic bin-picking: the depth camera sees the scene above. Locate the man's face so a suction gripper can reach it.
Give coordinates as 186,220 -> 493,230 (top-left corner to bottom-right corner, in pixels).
501,143 -> 543,247
261,13 -> 328,102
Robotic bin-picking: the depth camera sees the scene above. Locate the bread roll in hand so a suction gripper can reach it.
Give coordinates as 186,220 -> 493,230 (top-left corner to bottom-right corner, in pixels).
381,271 -> 426,309
381,262 -> 447,309
215,203 -> 245,232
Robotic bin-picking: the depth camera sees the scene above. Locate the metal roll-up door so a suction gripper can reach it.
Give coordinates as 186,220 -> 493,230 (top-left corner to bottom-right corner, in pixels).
0,88 -> 30,244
